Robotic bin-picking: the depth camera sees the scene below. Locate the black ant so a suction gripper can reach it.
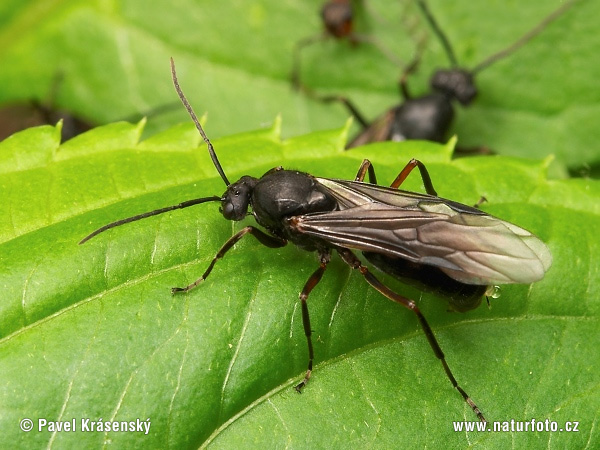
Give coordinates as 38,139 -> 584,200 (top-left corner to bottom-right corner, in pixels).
310,0 -> 578,150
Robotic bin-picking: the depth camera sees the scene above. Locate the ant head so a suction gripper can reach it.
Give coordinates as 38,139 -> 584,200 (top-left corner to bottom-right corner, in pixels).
221,176 -> 258,221
418,0 -> 577,107
430,69 -> 477,106
321,1 -> 353,38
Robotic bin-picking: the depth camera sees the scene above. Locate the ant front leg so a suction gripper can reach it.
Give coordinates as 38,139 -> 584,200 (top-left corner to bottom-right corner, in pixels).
295,251 -> 331,392
172,226 -> 287,293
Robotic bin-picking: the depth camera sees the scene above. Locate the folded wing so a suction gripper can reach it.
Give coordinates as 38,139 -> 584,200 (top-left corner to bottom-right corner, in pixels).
294,180 -> 552,285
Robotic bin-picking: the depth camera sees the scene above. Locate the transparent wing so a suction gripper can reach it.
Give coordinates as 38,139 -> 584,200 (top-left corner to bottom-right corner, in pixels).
295,180 -> 552,285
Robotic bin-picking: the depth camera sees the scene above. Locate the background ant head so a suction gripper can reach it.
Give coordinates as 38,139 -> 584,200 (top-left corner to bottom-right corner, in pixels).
321,1 -> 353,38
417,0 -> 577,108
430,69 -> 477,106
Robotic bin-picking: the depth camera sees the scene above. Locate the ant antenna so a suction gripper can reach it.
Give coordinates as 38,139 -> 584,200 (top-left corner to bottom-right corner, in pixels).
78,59 -> 229,245
170,58 -> 230,187
415,0 -> 458,67
79,196 -> 221,244
472,0 -> 578,74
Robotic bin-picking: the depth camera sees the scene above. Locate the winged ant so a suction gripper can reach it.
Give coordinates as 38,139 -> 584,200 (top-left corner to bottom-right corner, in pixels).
305,0 -> 578,149
80,58 -> 552,423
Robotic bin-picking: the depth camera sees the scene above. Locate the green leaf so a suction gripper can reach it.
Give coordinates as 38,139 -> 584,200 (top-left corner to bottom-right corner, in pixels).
0,122 -> 598,448
0,0 -> 598,170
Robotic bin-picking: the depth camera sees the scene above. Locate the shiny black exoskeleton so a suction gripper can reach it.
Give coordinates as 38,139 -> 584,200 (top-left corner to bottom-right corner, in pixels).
386,93 -> 453,143
383,68 -> 476,143
223,168 -> 487,311
222,170 -> 338,251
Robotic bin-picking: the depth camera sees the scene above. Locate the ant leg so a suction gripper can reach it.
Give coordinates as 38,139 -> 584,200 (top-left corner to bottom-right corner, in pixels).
318,94 -> 370,129
354,159 -> 377,184
295,251 -> 331,392
337,248 -> 486,423
291,34 -> 326,90
172,226 -> 287,293
473,196 -> 487,209
355,158 -> 438,195
292,73 -> 370,130
390,158 -> 438,195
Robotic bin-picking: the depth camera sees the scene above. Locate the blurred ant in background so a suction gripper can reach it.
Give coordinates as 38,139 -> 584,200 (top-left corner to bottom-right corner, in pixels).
295,0 -> 578,151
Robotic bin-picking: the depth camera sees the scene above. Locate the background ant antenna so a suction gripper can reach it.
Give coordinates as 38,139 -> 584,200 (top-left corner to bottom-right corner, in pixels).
170,58 -> 230,187
415,0 -> 458,67
472,0 -> 578,74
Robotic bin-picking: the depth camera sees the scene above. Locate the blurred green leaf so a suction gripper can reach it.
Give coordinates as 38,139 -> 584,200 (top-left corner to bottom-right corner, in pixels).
0,122 -> 597,448
0,0 -> 598,170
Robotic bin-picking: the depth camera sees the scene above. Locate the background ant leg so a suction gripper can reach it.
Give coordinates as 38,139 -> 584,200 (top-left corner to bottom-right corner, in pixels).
318,94 -> 371,129
291,34 -> 327,90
